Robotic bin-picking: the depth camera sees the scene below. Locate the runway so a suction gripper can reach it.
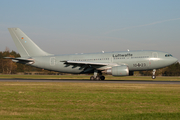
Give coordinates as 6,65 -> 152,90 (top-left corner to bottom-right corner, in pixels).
0,79 -> 180,84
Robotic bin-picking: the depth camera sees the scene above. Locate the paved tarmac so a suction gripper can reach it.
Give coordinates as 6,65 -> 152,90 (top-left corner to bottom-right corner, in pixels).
0,79 -> 180,84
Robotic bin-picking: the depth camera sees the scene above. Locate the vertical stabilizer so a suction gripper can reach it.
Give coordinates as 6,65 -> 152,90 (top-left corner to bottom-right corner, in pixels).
8,28 -> 52,57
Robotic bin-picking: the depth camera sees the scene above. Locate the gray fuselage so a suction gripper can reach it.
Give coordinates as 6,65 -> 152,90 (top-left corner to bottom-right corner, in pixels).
31,50 -> 177,74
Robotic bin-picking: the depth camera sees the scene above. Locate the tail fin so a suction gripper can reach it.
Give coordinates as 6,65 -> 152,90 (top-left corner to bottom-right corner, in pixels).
8,28 -> 52,57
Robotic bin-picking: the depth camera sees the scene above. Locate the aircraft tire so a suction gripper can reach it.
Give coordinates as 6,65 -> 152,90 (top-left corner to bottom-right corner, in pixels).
100,76 -> 105,80
152,75 -> 156,79
90,76 -> 95,80
95,76 -> 100,81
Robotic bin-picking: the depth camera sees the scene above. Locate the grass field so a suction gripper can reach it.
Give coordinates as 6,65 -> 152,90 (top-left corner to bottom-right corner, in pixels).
0,81 -> 180,120
0,74 -> 180,81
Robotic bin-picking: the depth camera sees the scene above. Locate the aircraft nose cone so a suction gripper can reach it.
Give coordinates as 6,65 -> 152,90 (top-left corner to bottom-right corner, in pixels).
174,57 -> 178,63
172,57 -> 178,64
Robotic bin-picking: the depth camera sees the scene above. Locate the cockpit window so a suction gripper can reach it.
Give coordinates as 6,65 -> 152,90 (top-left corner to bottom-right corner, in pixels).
165,54 -> 173,57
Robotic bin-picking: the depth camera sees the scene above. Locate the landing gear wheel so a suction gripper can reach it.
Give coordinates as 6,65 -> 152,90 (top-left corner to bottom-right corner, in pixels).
152,69 -> 156,79
100,76 -> 105,80
90,76 -> 95,80
95,76 -> 100,81
152,75 -> 156,79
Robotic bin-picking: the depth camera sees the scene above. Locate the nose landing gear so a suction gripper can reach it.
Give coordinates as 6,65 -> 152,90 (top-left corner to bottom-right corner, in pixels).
152,69 -> 156,79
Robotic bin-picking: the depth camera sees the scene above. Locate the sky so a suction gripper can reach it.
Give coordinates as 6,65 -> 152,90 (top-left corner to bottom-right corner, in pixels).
0,0 -> 180,60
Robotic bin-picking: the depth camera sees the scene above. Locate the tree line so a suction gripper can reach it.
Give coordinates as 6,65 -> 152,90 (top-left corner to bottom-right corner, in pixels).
0,48 -> 180,76
0,48 -> 43,74
139,62 -> 180,76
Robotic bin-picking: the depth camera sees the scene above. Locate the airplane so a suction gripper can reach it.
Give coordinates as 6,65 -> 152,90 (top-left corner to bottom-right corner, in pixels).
5,28 -> 178,80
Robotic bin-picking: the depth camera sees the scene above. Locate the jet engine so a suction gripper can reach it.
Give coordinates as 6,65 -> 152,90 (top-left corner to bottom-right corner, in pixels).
105,65 -> 133,76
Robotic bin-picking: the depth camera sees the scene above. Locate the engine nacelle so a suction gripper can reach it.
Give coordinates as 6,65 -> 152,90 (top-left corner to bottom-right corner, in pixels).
106,65 -> 130,76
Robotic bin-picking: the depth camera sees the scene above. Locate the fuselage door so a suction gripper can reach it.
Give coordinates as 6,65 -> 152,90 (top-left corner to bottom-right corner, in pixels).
152,52 -> 158,58
150,52 -> 159,69
50,57 -> 56,66
109,57 -> 113,63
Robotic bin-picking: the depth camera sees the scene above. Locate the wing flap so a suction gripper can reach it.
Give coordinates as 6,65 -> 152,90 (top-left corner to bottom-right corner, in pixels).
61,60 -> 110,66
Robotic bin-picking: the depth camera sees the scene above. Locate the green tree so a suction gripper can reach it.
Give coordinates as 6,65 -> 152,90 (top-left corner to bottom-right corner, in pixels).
162,63 -> 180,76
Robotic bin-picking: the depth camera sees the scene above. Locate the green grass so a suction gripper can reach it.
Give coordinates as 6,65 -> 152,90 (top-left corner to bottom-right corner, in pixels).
0,74 -> 180,81
0,82 -> 180,119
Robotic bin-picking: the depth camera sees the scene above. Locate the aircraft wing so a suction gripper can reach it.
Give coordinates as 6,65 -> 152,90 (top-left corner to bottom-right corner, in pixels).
61,60 -> 118,72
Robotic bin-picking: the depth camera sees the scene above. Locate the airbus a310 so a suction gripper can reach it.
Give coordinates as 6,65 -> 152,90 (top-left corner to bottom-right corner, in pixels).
5,28 -> 178,80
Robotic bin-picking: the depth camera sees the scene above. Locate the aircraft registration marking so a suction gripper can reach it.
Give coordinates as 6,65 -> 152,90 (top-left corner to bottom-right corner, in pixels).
133,63 -> 147,67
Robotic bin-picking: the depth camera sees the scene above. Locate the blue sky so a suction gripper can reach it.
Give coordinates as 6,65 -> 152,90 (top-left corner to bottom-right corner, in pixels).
0,0 -> 180,60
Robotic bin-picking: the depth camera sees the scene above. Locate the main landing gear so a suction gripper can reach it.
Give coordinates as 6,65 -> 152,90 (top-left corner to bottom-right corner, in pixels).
152,69 -> 156,79
90,70 -> 105,80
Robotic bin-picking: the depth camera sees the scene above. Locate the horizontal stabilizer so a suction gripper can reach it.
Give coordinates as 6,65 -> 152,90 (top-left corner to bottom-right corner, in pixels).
4,57 -> 34,64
